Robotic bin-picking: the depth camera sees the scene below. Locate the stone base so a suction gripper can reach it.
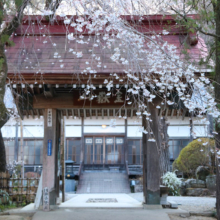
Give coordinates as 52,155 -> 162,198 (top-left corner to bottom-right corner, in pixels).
168,201 -> 178,209
143,204 -> 163,210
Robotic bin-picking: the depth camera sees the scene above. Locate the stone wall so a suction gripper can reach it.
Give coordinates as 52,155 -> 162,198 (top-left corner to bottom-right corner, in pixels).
180,175 -> 216,196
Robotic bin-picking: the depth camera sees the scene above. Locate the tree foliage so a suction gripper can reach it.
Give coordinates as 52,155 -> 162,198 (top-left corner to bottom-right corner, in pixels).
173,138 -> 215,177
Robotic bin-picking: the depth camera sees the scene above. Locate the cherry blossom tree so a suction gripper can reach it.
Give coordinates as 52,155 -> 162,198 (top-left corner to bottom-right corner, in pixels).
1,0 -> 219,210
0,0 -> 61,172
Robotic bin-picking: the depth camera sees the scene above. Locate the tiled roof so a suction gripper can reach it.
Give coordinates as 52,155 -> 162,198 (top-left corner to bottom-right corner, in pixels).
6,15 -> 208,81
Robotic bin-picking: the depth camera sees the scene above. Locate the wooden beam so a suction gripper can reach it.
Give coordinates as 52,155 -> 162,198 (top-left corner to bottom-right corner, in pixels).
72,109 -> 74,118
182,108 -> 186,120
90,109 -> 92,119
61,110 -> 63,119
96,109 -> 98,119
113,109 -> 115,118
107,109 -> 109,119
102,109 -> 104,119
35,86 -> 40,95
131,109 -> 133,119
43,86 -> 54,98
26,110 -> 29,119
36,109 -> 40,119
31,109 -> 35,119
66,109 -> 69,119
78,109 -> 80,118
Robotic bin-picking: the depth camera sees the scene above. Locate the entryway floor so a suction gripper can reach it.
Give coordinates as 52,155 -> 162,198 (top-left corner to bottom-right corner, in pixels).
59,193 -> 142,208
33,207 -> 190,220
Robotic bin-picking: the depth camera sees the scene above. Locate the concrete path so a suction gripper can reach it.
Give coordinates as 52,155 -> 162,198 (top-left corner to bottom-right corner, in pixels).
59,193 -> 142,208
32,208 -> 187,220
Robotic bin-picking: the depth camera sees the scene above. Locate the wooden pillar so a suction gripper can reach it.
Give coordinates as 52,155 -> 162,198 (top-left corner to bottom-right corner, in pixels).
124,119 -> 128,164
20,119 -> 24,178
81,117 -> 84,163
60,116 -> 65,203
42,109 -> 59,207
142,103 -> 161,205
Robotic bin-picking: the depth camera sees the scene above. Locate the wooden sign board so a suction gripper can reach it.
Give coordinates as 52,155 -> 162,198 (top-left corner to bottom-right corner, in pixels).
47,109 -> 52,127
73,89 -> 126,107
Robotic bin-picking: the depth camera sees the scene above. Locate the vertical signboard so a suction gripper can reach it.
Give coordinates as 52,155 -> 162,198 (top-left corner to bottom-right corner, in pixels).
48,139 -> 52,156
43,187 -> 50,211
47,109 -> 52,127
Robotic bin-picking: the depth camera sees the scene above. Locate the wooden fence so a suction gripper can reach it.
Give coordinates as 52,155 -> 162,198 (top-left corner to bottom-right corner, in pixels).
0,172 -> 40,206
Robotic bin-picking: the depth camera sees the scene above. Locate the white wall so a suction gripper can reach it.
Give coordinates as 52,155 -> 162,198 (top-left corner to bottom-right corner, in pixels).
84,117 -> 125,125
65,118 -> 81,125
127,118 -> 142,125
168,126 -> 190,137
2,117 -> 44,138
127,126 -> 142,137
2,115 -> 209,139
66,126 -> 81,137
84,126 -> 125,133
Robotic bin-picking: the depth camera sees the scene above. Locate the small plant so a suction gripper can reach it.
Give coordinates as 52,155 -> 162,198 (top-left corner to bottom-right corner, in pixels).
0,190 -> 16,212
161,171 -> 182,196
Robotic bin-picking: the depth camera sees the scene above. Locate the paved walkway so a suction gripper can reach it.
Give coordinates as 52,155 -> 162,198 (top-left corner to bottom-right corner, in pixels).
59,193 -> 142,208
32,208 -> 186,220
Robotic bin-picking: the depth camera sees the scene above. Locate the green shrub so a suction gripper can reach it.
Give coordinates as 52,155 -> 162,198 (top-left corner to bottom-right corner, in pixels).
173,138 -> 215,178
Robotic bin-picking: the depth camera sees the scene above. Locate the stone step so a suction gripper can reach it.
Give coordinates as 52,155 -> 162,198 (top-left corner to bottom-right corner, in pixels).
76,172 -> 130,194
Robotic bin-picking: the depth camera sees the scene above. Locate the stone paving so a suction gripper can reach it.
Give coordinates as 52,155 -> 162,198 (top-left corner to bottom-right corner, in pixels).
32,208 -> 184,220
59,193 -> 142,208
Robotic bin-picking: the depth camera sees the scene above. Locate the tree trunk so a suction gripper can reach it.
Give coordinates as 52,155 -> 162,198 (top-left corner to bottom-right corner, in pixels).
142,102 -> 161,205
0,0 -> 34,172
0,41 -> 10,172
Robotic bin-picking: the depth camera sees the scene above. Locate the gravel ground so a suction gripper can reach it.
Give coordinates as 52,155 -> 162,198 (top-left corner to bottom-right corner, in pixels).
0,215 -> 32,220
128,193 -> 216,212
168,196 -> 216,212
169,215 -> 216,220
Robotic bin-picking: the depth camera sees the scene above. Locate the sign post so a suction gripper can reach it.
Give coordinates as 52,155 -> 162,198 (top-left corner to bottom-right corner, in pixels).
43,187 -> 50,211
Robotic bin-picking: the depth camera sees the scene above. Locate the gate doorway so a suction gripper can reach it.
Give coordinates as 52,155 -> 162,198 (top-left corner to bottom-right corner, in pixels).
84,136 -> 124,165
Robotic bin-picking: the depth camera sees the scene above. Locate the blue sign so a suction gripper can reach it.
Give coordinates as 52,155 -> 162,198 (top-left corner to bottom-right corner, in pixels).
47,139 -> 52,156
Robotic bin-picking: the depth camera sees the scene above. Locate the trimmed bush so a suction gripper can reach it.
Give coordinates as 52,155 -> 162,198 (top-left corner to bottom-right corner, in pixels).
173,138 -> 215,178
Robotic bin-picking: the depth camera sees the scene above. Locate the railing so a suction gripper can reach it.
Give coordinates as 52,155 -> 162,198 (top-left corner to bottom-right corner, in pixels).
125,161 -> 129,175
0,172 -> 40,207
78,161 -> 83,177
